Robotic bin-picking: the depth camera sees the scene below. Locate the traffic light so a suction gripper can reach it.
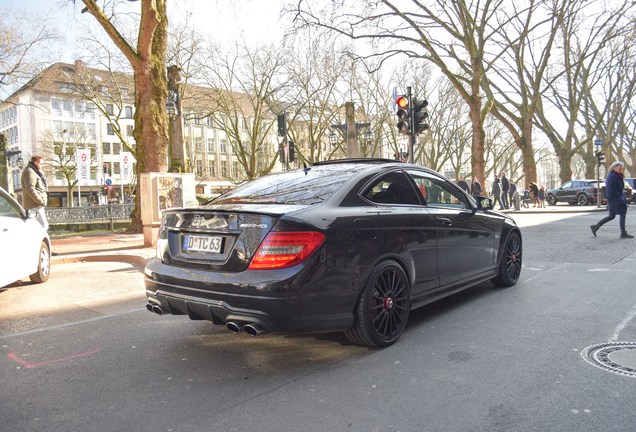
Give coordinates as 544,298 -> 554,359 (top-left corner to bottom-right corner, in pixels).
289,141 -> 296,162
596,150 -> 605,165
277,112 -> 286,137
412,98 -> 429,134
103,163 -> 108,173
279,143 -> 285,163
395,95 -> 410,135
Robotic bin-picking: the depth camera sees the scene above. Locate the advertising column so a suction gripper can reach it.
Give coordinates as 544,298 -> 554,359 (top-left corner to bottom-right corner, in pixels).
77,148 -> 91,207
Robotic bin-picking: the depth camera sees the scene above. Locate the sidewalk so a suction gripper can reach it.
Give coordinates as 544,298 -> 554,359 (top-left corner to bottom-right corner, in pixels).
50,232 -> 155,266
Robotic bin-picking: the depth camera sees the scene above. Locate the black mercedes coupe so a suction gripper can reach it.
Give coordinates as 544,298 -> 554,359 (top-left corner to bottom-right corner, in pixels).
144,159 -> 522,347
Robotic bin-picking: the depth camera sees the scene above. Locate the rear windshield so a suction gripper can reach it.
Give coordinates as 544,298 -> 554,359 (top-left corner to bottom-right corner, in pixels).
210,165 -> 368,205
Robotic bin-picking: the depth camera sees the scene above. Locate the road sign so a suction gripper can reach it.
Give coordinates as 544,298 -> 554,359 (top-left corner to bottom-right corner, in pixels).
105,178 -> 112,185
594,139 -> 603,147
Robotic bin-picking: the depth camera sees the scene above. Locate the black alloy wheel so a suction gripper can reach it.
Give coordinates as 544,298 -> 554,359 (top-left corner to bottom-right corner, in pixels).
492,232 -> 522,287
577,194 -> 589,206
546,194 -> 556,206
345,261 -> 410,348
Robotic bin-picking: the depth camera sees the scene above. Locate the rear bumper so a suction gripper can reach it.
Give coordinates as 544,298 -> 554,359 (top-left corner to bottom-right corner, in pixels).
144,258 -> 357,333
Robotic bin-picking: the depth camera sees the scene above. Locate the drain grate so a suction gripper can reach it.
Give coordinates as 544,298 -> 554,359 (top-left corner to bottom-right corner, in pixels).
581,342 -> 636,378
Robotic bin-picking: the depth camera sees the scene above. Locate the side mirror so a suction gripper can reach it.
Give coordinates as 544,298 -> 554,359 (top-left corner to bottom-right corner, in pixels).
477,196 -> 494,210
26,208 -> 38,219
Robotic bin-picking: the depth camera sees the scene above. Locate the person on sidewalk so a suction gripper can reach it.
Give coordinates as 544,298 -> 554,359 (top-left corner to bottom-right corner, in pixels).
21,155 -> 49,230
470,177 -> 482,198
500,171 -> 510,209
491,174 -> 504,210
590,160 -> 633,239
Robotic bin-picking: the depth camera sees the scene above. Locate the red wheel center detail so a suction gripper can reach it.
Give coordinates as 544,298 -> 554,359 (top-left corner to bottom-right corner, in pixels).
384,296 -> 394,310
511,254 -> 517,262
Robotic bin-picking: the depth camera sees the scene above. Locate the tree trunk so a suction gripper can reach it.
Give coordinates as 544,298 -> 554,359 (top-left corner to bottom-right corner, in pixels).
469,100 -> 485,186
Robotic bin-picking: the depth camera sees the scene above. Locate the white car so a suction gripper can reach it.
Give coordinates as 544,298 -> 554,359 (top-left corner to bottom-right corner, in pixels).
0,187 -> 51,288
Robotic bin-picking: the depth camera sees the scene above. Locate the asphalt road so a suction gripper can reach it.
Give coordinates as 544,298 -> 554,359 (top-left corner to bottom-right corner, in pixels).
1,211 -> 635,432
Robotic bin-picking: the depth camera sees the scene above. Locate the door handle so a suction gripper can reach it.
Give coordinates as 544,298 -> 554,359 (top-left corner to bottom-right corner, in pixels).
437,217 -> 452,226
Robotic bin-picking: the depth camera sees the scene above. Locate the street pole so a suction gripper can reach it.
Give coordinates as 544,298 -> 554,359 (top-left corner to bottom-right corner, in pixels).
345,102 -> 358,158
167,65 -> 186,172
407,86 -> 415,163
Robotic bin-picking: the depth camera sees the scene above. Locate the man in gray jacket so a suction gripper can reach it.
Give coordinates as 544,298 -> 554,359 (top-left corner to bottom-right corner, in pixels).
21,155 -> 49,229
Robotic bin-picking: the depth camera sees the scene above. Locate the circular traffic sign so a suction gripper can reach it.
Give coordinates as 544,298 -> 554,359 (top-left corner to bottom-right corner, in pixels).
105,178 -> 112,185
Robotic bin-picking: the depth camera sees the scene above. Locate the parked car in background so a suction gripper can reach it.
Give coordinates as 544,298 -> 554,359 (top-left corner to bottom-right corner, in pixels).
0,187 -> 51,288
589,180 -> 633,205
625,178 -> 636,204
545,180 -> 600,206
144,159 -> 523,348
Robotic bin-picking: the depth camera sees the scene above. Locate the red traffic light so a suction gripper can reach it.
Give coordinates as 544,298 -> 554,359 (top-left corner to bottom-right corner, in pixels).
396,95 -> 409,109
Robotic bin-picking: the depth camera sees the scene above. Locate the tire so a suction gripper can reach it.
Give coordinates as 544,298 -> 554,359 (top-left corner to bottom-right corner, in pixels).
546,194 -> 556,206
29,241 -> 51,283
345,261 -> 410,348
492,232 -> 522,287
577,194 -> 589,206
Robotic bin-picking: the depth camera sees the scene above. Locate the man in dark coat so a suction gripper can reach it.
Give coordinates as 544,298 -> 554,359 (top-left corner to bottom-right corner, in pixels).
500,171 -> 510,209
491,174 -> 504,210
470,177 -> 482,198
591,161 -> 633,239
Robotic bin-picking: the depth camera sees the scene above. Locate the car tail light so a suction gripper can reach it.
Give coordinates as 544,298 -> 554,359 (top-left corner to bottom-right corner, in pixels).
248,231 -> 325,270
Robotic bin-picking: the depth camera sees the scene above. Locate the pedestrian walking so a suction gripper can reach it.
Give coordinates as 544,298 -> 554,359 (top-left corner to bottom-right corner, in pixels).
501,171 -> 510,209
529,182 -> 539,207
491,174 -> 504,210
457,175 -> 470,194
538,185 -> 546,208
470,177 -> 482,198
21,155 -> 49,230
590,161 -> 633,239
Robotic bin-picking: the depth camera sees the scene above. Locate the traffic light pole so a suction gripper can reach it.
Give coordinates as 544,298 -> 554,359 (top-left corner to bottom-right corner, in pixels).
406,86 -> 415,163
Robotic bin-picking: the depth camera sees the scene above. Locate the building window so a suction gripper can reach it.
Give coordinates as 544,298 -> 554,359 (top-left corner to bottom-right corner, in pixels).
112,142 -> 121,155
106,124 -> 114,135
106,104 -> 114,116
126,125 -> 134,136
208,160 -> 216,178
102,142 -> 111,155
220,138 -> 227,153
220,160 -> 228,178
125,106 -> 133,118
195,159 -> 203,178
206,138 -> 215,153
195,136 -> 203,153
232,161 -> 240,178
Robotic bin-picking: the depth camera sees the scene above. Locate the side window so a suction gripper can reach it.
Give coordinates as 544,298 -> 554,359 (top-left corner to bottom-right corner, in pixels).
363,172 -> 421,205
0,194 -> 22,218
408,171 -> 469,209
562,181 -> 572,189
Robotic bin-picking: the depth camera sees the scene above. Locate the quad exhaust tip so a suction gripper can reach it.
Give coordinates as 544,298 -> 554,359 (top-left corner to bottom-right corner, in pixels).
226,321 -> 266,336
146,303 -> 166,315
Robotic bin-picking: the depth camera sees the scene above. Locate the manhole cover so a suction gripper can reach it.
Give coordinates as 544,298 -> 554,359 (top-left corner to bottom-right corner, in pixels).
581,342 -> 636,378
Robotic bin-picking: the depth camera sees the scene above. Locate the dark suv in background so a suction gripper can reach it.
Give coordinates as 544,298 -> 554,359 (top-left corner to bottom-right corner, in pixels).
545,180 -> 600,206
625,178 -> 636,204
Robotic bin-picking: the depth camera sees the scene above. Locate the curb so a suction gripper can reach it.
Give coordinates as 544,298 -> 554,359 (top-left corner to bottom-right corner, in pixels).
52,252 -> 153,268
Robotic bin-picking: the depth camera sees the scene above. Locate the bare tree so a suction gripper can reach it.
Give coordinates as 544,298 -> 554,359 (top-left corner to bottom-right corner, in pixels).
39,129 -> 91,207
289,0 -> 510,187
76,0 -> 170,231
535,0 -> 635,182
192,41 -> 287,180
0,8 -> 58,90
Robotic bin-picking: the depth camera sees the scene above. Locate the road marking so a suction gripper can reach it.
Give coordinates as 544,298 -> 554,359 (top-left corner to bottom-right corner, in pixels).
0,308 -> 146,340
7,348 -> 101,369
610,303 -> 636,342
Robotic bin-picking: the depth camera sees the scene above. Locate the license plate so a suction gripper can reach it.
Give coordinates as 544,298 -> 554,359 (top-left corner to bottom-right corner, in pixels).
183,234 -> 223,253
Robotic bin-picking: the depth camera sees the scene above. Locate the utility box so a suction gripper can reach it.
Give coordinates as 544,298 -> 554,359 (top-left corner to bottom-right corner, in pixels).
140,172 -> 197,246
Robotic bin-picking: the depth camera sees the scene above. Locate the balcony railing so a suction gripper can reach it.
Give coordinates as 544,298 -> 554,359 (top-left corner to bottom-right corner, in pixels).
46,203 -> 134,225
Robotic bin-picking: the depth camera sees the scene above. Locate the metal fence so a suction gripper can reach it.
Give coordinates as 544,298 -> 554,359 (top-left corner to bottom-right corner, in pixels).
46,203 -> 135,226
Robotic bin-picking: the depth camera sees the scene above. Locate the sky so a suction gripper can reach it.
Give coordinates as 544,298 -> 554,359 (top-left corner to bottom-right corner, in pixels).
0,0 -> 290,64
